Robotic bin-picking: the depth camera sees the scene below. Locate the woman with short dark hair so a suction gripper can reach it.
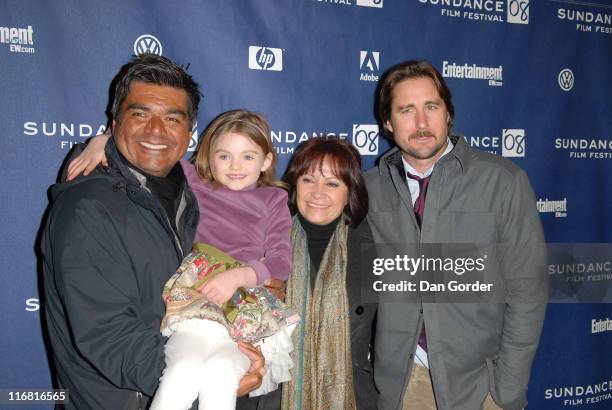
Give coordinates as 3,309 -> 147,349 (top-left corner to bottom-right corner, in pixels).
282,137 -> 377,410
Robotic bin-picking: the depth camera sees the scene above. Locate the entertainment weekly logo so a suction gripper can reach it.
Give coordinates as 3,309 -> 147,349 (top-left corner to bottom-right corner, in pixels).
555,0 -> 612,36
417,0 -> 529,25
442,61 -> 503,87
23,120 -> 200,152
466,129 -> 525,157
311,0 -> 383,8
0,24 -> 35,53
537,198 -> 567,218
592,317 -> 612,334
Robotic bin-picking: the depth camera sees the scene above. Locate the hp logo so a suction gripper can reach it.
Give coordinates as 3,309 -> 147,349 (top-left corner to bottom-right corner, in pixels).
507,0 -> 529,24
248,46 -> 283,71
257,48 -> 275,69
502,129 -> 525,158
558,69 -> 574,91
133,34 -> 163,56
352,124 -> 379,156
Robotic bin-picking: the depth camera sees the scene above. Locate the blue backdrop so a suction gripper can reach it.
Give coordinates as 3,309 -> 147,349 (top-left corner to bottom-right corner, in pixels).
1,0 -> 611,408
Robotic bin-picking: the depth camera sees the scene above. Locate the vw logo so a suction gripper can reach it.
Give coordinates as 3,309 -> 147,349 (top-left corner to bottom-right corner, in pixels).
558,68 -> 574,92
188,121 -> 199,152
134,34 -> 163,56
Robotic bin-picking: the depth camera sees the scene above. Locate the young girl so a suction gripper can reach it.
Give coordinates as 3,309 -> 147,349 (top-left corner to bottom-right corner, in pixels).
69,110 -> 296,410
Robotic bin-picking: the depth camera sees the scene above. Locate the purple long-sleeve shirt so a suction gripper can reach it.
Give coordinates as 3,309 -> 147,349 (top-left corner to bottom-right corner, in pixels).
181,160 -> 292,284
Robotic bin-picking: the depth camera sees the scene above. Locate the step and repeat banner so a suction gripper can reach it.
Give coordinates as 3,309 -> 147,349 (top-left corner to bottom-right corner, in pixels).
1,0 -> 611,408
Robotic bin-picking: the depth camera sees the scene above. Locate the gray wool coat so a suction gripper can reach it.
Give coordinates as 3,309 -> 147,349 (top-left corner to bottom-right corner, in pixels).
364,136 -> 548,410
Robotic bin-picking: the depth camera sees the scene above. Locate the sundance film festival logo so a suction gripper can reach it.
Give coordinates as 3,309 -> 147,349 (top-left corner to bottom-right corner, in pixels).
25,297 -> 39,312
249,46 -> 283,71
554,137 -> 612,160
271,130 -> 348,156
356,0 -> 383,8
312,0 -> 383,8
557,3 -> 612,36
134,34 -> 162,56
417,0 -> 529,25
558,68 -> 574,91
502,129 -> 525,157
507,0 -> 529,24
23,120 -> 107,150
545,379 -> 612,406
0,24 -> 35,53
360,51 -> 380,82
467,129 -> 525,157
352,124 -> 379,155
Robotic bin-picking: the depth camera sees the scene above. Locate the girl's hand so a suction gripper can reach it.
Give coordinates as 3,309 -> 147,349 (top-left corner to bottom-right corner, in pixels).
200,266 -> 256,304
66,132 -> 111,181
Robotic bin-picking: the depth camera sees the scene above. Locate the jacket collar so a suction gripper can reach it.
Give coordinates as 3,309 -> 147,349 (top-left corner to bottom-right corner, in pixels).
379,134 -> 472,175
104,136 -> 163,193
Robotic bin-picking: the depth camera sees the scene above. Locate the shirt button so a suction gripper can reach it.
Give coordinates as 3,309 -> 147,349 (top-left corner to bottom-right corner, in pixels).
355,306 -> 364,315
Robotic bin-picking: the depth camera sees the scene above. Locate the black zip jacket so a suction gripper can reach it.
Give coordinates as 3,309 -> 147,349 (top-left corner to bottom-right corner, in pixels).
42,138 -> 198,409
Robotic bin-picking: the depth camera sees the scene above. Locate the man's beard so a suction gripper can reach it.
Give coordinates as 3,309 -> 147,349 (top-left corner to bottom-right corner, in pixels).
403,130 -> 447,160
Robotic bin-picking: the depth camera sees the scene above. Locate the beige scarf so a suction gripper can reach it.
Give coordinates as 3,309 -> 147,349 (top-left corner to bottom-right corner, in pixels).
281,216 -> 356,410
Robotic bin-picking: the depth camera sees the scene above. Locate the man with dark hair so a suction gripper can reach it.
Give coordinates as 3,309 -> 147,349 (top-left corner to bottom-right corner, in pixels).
366,60 -> 548,410
110,53 -> 201,130
42,54 -> 263,409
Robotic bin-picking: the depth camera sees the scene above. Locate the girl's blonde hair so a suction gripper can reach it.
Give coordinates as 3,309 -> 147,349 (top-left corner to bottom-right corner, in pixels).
191,109 -> 286,189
